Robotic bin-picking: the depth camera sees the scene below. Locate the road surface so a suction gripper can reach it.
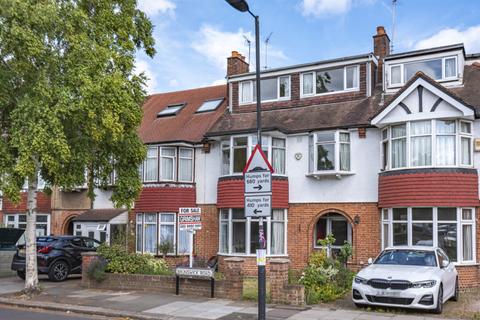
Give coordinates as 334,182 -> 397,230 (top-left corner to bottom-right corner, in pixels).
0,305 -> 114,320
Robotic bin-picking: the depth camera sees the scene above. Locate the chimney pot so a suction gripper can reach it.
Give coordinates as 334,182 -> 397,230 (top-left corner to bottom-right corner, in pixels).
377,26 -> 386,35
227,50 -> 249,76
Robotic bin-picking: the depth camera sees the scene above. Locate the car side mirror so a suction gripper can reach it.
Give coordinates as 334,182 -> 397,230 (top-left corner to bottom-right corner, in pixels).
441,260 -> 449,268
367,257 -> 373,265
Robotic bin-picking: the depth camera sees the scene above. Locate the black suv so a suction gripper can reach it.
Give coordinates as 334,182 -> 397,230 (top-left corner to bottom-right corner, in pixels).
12,236 -> 101,281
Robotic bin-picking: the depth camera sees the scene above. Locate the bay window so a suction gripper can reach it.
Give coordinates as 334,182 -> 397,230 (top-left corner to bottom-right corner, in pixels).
381,207 -> 475,263
142,146 -> 194,183
239,76 -> 291,104
308,131 -> 351,174
136,212 -> 191,255
381,119 -> 472,170
388,56 -> 458,87
222,135 -> 286,175
301,65 -> 359,97
219,209 -> 287,256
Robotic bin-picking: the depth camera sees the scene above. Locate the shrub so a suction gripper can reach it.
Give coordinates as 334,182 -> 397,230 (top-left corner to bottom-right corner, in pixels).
300,235 -> 355,304
97,244 -> 171,275
86,258 -> 107,282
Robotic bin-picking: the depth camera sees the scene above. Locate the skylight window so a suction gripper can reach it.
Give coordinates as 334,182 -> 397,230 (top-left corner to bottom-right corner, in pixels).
196,98 -> 224,113
157,103 -> 185,117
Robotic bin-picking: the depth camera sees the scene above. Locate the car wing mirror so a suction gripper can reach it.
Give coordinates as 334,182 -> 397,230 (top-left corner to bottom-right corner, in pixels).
367,257 -> 373,265
441,260 -> 449,268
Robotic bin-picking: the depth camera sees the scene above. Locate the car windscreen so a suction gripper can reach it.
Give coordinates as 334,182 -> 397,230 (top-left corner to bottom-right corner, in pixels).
374,250 -> 437,267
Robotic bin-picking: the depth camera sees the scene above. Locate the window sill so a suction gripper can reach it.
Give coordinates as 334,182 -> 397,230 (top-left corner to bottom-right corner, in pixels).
453,262 -> 478,267
300,87 -> 360,99
217,253 -> 288,258
306,171 -> 355,179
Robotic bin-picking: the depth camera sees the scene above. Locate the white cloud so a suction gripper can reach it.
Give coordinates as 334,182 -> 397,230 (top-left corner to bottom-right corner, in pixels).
414,25 -> 480,53
137,0 -> 175,16
168,78 -> 179,87
135,59 -> 157,94
301,0 -> 351,17
211,79 -> 227,86
191,25 -> 287,72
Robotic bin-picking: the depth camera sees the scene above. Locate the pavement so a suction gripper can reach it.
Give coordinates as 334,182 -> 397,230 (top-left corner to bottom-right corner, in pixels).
0,276 -> 460,320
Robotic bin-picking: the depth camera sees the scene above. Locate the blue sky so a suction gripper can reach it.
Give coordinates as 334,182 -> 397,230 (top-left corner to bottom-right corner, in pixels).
135,0 -> 480,94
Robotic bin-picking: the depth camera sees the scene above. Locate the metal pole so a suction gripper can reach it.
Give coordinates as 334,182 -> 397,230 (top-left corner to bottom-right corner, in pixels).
252,12 -> 266,320
189,230 -> 194,268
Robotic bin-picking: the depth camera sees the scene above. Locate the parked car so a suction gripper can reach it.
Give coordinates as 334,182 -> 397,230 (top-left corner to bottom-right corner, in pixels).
352,247 -> 458,314
11,236 -> 101,282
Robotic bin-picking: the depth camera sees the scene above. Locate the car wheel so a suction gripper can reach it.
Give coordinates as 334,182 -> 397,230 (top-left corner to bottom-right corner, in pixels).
451,278 -> 459,302
48,260 -> 70,282
433,285 -> 443,314
16,270 -> 25,280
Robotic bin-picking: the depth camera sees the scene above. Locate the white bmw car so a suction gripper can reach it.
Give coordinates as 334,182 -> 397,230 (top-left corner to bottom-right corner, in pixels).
352,247 -> 458,314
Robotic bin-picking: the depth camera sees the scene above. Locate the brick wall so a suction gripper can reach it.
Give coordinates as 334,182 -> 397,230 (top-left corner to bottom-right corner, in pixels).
457,265 -> 480,289
2,191 -> 51,213
231,63 -> 367,113
288,203 -> 380,270
195,204 -> 219,259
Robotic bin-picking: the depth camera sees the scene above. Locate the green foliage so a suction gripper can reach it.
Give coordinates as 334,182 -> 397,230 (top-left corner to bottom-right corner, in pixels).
158,241 -> 173,258
242,277 -> 271,302
316,233 -> 335,247
0,0 -> 155,208
86,258 -> 107,282
97,244 -> 171,275
338,241 -> 353,265
300,237 -> 355,304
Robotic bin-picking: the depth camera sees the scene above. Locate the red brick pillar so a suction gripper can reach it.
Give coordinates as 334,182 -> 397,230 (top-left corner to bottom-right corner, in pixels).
81,252 -> 99,287
223,257 -> 244,300
270,258 -> 290,304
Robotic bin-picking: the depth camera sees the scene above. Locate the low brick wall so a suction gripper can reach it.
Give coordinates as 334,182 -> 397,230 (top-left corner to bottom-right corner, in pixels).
269,259 -> 305,306
81,253 -> 244,300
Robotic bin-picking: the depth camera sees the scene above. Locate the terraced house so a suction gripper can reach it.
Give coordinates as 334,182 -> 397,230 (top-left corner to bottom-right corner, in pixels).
2,26 -> 480,288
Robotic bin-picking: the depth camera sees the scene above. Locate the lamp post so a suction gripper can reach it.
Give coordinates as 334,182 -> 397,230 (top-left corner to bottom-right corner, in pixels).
225,1 -> 265,319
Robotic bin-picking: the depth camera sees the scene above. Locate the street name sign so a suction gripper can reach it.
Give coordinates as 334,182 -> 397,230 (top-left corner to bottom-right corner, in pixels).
178,207 -> 202,231
244,194 -> 271,217
245,171 -> 271,194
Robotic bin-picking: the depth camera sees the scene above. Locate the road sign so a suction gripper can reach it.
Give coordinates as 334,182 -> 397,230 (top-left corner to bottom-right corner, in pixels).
245,171 -> 271,194
243,144 -> 274,174
178,207 -> 202,231
245,194 -> 271,217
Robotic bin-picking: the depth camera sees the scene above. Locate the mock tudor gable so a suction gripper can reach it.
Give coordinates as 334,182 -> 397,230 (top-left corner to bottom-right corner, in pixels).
372,72 -> 475,126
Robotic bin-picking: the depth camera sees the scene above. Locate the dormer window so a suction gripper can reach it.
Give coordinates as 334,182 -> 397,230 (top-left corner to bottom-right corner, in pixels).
196,98 -> 224,113
239,76 -> 290,104
388,56 -> 458,87
300,65 -> 359,97
157,103 -> 185,117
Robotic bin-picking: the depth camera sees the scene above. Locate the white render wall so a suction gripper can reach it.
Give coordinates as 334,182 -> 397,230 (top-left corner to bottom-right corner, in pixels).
196,144 -> 221,204
92,189 -> 115,209
472,120 -> 480,198
287,128 -> 380,203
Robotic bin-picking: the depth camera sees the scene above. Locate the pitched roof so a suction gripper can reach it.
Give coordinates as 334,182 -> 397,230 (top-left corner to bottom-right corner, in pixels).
73,209 -> 127,222
206,93 -> 383,136
140,85 -> 228,144
450,64 -> 480,116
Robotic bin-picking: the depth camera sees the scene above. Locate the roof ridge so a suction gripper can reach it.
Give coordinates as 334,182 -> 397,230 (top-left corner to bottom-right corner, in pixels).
146,84 -> 226,98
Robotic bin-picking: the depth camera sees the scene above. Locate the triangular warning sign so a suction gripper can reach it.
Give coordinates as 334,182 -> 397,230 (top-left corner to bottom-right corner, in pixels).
243,144 -> 274,174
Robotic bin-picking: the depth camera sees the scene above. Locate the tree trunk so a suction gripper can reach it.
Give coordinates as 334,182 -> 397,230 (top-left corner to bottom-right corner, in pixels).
24,169 -> 39,293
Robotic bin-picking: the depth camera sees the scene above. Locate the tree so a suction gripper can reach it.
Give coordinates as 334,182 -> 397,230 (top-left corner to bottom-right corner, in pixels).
0,0 -> 155,293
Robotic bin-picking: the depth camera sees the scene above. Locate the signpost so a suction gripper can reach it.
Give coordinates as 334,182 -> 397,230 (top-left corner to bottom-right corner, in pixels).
179,207 -> 202,268
243,144 -> 273,320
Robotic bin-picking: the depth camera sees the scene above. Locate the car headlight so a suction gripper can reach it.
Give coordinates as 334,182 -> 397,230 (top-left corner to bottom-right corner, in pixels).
354,276 -> 368,284
410,280 -> 437,288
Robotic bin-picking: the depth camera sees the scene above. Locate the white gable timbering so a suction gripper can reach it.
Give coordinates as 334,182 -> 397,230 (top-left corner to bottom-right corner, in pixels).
372,76 -> 474,127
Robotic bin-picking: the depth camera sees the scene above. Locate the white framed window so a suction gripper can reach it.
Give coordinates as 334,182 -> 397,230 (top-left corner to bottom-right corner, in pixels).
381,119 -> 473,170
178,148 -> 193,182
314,213 -> 352,258
4,214 -> 50,236
300,65 -> 360,97
381,207 -> 476,264
160,147 -> 176,181
239,76 -> 291,104
135,212 -> 191,255
388,56 -> 458,87
144,146 -> 158,182
308,131 -> 351,174
221,135 -> 287,175
218,208 -> 287,256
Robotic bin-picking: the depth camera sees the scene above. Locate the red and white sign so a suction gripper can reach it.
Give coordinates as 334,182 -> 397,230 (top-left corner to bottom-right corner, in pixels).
178,207 -> 202,231
243,144 -> 274,174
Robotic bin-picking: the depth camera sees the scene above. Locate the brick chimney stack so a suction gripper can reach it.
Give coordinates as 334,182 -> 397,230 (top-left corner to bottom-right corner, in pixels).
373,26 -> 390,85
227,51 -> 249,77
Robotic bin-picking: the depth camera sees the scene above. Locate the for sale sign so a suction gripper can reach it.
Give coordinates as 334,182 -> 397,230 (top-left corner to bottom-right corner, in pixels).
179,207 -> 202,231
